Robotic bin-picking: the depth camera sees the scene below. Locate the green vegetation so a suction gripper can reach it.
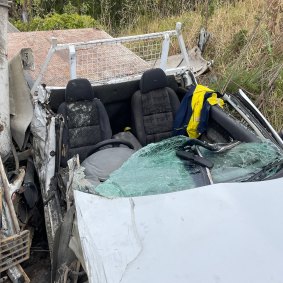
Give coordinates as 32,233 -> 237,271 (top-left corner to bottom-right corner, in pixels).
13,13 -> 97,31
13,13 -> 98,31
9,0 -> 283,130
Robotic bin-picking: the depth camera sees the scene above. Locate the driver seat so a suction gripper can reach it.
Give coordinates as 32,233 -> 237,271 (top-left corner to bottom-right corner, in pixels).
58,78 -> 135,183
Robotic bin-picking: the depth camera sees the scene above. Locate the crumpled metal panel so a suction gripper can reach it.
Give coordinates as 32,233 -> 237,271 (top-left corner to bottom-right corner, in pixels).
154,46 -> 212,76
30,90 -> 62,249
9,52 -> 33,149
74,192 -> 141,283
74,178 -> 283,283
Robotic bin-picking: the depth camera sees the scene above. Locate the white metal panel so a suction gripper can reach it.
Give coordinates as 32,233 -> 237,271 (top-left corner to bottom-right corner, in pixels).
158,34 -> 170,71
69,45 -> 76,80
176,22 -> 190,68
75,178 -> 283,283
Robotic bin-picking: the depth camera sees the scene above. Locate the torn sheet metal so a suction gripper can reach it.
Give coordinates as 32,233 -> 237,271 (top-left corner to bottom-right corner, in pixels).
185,46 -> 212,75
154,46 -> 212,76
30,97 -> 62,248
74,178 -> 283,283
30,100 -> 48,181
30,86 -> 54,187
74,192 -> 142,283
9,52 -> 33,149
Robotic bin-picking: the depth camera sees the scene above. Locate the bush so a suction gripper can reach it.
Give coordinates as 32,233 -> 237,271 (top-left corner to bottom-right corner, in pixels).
13,13 -> 98,31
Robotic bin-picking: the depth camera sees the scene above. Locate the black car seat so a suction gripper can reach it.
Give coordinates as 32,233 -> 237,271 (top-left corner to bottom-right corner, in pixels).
131,68 -> 180,146
57,78 -> 135,182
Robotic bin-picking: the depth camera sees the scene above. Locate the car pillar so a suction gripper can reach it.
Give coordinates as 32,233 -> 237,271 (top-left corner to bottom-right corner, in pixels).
0,0 -> 11,160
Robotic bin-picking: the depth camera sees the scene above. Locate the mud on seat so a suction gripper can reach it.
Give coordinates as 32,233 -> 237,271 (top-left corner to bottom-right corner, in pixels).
57,78 -> 136,182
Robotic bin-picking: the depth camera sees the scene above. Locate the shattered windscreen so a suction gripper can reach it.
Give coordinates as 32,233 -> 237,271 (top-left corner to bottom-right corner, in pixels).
94,136 -> 202,198
200,141 -> 283,182
78,136 -> 283,198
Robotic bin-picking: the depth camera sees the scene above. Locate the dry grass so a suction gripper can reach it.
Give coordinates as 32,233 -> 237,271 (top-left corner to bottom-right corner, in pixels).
117,0 -> 283,130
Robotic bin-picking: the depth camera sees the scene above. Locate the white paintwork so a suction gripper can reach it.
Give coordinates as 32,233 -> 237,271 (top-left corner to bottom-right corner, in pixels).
176,22 -> 190,69
74,178 -> 283,283
30,38 -> 57,95
69,45 -> 76,80
160,34 -> 170,71
54,30 -> 177,50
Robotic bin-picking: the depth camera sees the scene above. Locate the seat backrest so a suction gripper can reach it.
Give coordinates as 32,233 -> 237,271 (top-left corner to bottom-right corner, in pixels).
57,78 -> 112,166
131,68 -> 180,146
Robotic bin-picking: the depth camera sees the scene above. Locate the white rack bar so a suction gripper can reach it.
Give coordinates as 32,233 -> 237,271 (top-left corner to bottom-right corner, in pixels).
31,23 -> 190,90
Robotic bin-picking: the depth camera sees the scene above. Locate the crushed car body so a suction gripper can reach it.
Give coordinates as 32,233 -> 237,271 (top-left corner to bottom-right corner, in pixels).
74,179 -> 283,283
2,22 -> 283,283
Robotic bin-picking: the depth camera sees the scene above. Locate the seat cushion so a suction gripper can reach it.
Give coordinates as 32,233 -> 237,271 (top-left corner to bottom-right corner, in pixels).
81,147 -> 135,182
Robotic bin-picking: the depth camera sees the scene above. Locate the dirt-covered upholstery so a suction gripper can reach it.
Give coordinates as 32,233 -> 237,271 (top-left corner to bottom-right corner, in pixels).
58,78 -> 135,182
57,78 -> 114,166
131,68 -> 180,145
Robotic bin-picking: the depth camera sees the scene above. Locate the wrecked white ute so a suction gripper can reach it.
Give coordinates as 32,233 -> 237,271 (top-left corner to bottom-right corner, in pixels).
74,179 -> 283,283
70,135 -> 283,283
24,23 -> 283,283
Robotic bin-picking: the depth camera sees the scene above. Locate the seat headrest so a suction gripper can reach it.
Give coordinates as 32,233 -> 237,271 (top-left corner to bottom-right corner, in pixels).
65,78 -> 94,102
140,68 -> 167,93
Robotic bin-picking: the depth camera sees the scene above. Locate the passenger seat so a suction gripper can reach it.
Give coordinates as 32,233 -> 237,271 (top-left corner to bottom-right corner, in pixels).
131,68 -> 180,146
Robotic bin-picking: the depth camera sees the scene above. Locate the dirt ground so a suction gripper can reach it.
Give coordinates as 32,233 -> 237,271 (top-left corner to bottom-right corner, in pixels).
1,245 -> 51,283
23,220 -> 51,282
24,248 -> 51,283
1,208 -> 51,282
24,192 -> 52,282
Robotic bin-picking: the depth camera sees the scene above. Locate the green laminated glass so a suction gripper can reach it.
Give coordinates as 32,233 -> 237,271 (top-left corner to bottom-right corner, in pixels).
94,136 -> 199,198
200,141 -> 283,182
78,137 -> 283,198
